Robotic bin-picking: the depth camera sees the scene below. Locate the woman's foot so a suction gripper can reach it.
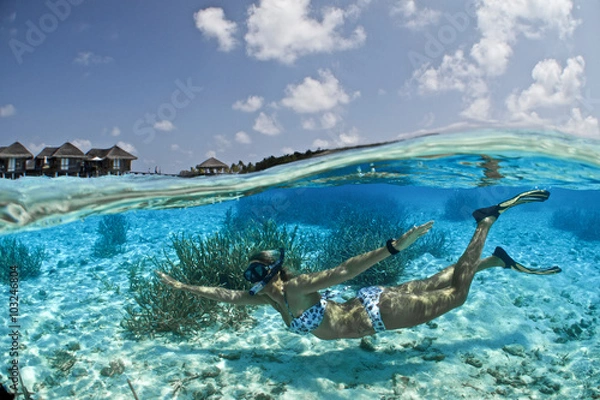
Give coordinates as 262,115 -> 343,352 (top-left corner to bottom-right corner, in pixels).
493,246 -> 561,275
472,190 -> 550,222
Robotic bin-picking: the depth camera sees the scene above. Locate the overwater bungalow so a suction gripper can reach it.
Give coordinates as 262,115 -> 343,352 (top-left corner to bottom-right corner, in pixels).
35,142 -> 86,177
0,141 -> 34,178
85,145 -> 138,176
197,157 -> 229,175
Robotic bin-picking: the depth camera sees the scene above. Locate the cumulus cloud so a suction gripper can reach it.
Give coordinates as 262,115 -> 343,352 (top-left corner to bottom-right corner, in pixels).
506,56 -> 585,114
561,108 -> 600,136
235,131 -> 252,144
214,134 -> 231,151
472,0 -> 579,76
110,127 -> 121,137
154,120 -> 176,132
245,0 -> 366,64
253,112 -> 282,135
281,69 -> 357,113
117,141 -> 137,155
312,138 -> 329,148
194,7 -> 238,52
232,95 -> 264,112
409,0 -> 581,121
302,112 -> 341,130
391,0 -> 441,30
504,56 -> 598,136
0,104 -> 16,117
337,127 -> 361,146
71,139 -> 92,153
74,51 -> 114,66
414,50 -> 490,120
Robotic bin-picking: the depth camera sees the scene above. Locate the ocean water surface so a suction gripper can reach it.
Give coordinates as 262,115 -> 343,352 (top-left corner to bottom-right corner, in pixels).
1,129 -> 600,399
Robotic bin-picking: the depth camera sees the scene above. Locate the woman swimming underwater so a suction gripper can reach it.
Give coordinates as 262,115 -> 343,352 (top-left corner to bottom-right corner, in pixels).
157,190 -> 561,340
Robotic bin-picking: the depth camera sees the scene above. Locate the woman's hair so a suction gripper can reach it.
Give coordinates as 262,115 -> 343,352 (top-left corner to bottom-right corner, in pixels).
248,249 -> 295,281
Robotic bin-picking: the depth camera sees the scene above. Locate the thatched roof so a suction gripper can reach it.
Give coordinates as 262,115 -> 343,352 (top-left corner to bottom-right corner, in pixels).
0,142 -> 33,159
53,142 -> 85,158
36,143 -> 85,159
198,157 -> 228,169
86,145 -> 137,161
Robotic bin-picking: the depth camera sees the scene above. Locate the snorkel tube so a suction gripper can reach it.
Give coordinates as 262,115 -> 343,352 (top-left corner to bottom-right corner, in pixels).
248,248 -> 285,296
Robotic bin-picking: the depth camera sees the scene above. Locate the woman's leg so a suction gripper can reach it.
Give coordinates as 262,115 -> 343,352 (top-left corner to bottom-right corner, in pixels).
396,255 -> 502,293
379,189 -> 551,329
380,216 -> 496,329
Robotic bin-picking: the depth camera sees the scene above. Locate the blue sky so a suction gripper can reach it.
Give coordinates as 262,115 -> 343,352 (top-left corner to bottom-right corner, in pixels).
1,0 -> 599,174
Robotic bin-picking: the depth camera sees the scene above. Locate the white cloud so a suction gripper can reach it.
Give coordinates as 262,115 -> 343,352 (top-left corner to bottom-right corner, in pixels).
337,127 -> 361,146
414,50 -> 490,120
460,96 -> 491,121
506,56 -> 585,114
0,104 -> 16,117
117,141 -> 137,155
281,147 -> 295,155
302,112 -> 340,130
154,120 -> 176,132
302,118 -> 318,130
408,0 -> 581,122
253,112 -> 282,135
561,108 -> 600,137
282,69 -> 356,113
504,56 -> 598,136
28,143 -> 46,155
194,7 -> 238,52
71,139 -> 92,153
391,0 -> 441,30
214,134 -> 231,150
110,126 -> 121,137
205,150 -> 217,158
74,51 -> 114,66
235,131 -> 252,144
232,95 -> 264,112
471,0 -> 579,76
320,112 -> 339,129
312,138 -> 329,148
245,0 -> 366,64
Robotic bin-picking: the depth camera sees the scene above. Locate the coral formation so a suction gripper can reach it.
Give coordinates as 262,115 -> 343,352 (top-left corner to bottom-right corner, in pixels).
442,191 -> 480,221
0,237 -> 46,283
93,214 -> 130,258
122,217 -> 305,338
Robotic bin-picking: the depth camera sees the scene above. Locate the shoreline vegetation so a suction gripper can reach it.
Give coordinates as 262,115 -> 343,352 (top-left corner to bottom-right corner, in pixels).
179,139 -> 401,177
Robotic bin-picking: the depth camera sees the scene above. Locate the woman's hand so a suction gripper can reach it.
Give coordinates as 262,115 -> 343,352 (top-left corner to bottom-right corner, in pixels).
155,271 -> 186,290
392,221 -> 434,251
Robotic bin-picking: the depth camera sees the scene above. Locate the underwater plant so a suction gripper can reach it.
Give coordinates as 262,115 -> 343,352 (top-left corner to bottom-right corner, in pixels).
311,207 -> 450,287
93,214 -> 130,258
551,208 -> 600,242
442,191 -> 480,221
122,217 -> 305,339
0,237 -> 46,283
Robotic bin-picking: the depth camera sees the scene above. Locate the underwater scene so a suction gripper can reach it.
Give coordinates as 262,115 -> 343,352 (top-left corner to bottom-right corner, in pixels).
2,129 -> 600,399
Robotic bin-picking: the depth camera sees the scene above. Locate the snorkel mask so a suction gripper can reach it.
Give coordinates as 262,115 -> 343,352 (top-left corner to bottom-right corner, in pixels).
244,248 -> 285,296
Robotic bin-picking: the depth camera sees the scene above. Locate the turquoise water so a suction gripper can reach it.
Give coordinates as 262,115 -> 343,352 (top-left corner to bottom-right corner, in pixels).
1,129 -> 600,398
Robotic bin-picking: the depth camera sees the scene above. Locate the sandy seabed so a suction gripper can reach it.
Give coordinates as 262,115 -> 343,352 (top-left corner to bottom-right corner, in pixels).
2,202 -> 600,399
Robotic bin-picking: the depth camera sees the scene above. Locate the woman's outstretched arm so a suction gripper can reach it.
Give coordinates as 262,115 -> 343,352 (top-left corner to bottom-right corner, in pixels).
288,221 -> 434,295
155,271 -> 267,305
